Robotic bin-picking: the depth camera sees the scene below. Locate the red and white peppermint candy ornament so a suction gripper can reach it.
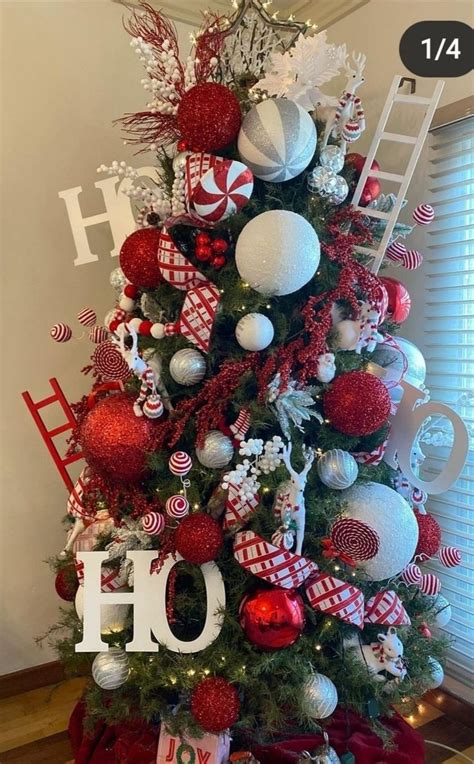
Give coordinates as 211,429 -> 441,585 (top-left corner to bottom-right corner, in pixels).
386,241 -> 407,263
169,451 -> 192,476
438,546 -> 461,568
142,394 -> 164,419
77,307 -> 97,327
50,323 -> 72,343
191,159 -> 254,223
330,518 -> 380,561
401,562 -> 422,585
413,204 -> 434,226
411,487 -> 428,507
373,283 -> 389,323
92,341 -> 131,381
141,511 -> 165,536
341,119 -> 362,143
165,494 -> 190,519
89,326 -> 109,344
420,572 -> 441,596
401,249 -> 423,270
184,152 -> 224,211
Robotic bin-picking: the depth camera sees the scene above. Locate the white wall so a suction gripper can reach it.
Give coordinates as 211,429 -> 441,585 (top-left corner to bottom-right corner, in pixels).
0,0 -> 191,674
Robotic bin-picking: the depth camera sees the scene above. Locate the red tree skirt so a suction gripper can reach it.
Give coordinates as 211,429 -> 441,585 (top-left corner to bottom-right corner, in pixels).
69,701 -> 424,764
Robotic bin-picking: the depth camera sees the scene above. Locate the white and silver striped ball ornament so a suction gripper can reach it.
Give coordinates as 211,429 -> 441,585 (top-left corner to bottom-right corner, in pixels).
235,210 -> 320,296
302,673 -> 338,719
196,430 -> 234,469
236,312 -> 274,351
169,348 -> 206,386
426,657 -> 444,689
319,145 -> 345,174
328,175 -> 349,205
307,166 -> 338,197
109,267 -> 127,292
238,98 -> 317,182
429,594 -> 452,628
317,449 -> 358,490
92,648 -> 130,690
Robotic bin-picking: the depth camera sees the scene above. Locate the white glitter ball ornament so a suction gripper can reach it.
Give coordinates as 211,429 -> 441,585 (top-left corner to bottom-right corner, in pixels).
426,657 -> 444,689
236,313 -> 274,351
317,449 -> 358,490
339,482 -> 419,580
429,594 -> 452,628
236,210 -> 320,296
92,648 -> 130,689
169,348 -> 206,385
238,98 -> 317,182
302,673 -> 338,719
196,430 -> 234,469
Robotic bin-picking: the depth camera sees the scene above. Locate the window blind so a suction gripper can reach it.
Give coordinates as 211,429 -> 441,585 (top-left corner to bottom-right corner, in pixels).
422,116 -> 474,689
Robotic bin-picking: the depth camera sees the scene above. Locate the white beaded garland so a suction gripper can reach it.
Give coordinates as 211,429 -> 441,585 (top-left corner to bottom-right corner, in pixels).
302,673 -> 338,719
92,648 -> 130,690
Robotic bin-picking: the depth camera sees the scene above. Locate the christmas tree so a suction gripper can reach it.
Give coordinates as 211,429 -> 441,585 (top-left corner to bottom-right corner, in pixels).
40,2 -> 468,761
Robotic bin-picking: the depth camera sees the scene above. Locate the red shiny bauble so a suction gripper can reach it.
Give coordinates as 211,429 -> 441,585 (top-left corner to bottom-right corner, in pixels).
239,587 -> 305,650
119,228 -> 162,288
414,509 -> 442,559
54,566 -> 79,601
380,276 -> 412,324
359,176 -> 381,207
196,232 -> 211,247
80,393 -> 160,483
346,153 -> 380,175
211,255 -> 226,269
323,370 -> 391,437
191,677 -> 240,733
195,244 -> 213,261
419,622 -> 432,639
212,238 -> 229,255
175,513 -> 223,564
177,83 -> 242,152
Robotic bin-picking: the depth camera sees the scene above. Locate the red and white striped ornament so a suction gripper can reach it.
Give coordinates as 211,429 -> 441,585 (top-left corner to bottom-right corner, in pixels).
92,341 -> 132,381
364,590 -> 411,626
178,283 -> 221,353
411,487 -> 428,507
67,469 -> 93,520
165,495 -> 190,519
77,307 -> 97,327
223,483 -> 259,531
233,530 -> 318,589
438,546 -> 461,568
89,326 -> 109,344
229,408 -> 251,442
419,573 -> 441,596
386,241 -> 407,264
401,562 -> 422,586
141,511 -> 165,536
401,249 -> 423,270
157,227 -> 207,291
341,119 -> 363,143
374,283 -> 389,323
169,451 -> 193,476
191,159 -> 254,223
413,204 -> 434,226
330,518 -> 379,561
50,323 -> 72,343
305,572 -> 364,628
142,394 -> 164,419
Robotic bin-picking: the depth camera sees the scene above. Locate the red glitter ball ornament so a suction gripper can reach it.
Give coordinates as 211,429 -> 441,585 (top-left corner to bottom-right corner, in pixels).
177,83 -> 242,152
191,676 -> 240,733
239,587 -> 305,650
54,566 -> 79,602
323,371 -> 391,437
414,509 -> 442,559
175,513 -> 223,564
80,393 -> 160,483
119,228 -> 162,288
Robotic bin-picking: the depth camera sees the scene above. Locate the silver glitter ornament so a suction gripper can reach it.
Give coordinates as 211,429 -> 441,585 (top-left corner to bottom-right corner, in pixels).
426,657 -> 444,689
302,673 -> 338,719
92,647 -> 130,689
196,430 -> 234,469
317,449 -> 358,490
109,267 -> 127,293
307,166 -> 338,197
328,175 -> 349,205
298,732 -> 341,763
169,348 -> 206,385
172,150 -> 190,173
319,145 -> 345,174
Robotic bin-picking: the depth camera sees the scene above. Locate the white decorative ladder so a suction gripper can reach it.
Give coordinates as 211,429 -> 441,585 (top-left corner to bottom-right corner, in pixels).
351,75 -> 444,274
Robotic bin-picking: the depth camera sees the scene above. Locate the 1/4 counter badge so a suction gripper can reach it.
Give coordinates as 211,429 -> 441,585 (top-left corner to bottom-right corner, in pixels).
400,21 -> 473,77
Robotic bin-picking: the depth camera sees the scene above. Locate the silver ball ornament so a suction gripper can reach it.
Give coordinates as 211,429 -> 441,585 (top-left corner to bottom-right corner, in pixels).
317,449 -> 358,490
328,175 -> 349,205
319,145 -> 345,173
92,647 -> 130,689
426,657 -> 444,689
302,673 -> 338,719
429,594 -> 452,628
196,430 -> 234,469
172,150 -> 190,173
307,166 -> 338,197
298,733 -> 341,764
169,348 -> 206,385
109,267 -> 127,293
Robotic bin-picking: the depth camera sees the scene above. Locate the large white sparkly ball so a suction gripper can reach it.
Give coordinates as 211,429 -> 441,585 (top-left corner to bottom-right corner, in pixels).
317,449 -> 358,490
92,648 -> 130,690
196,430 -> 234,469
302,673 -> 338,719
429,594 -> 452,628
236,313 -> 274,351
339,483 -> 419,580
169,348 -> 206,385
238,98 -> 317,182
75,586 -> 129,633
236,210 -> 320,296
426,657 -> 444,689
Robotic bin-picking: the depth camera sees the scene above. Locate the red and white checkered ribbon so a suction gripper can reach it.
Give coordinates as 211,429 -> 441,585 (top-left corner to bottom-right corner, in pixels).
234,530 -> 318,589
223,484 -> 259,531
157,227 -> 207,292
351,438 -> 388,466
305,572 -> 364,628
364,590 -> 411,626
74,559 -> 125,591
71,511 -> 114,554
179,283 -> 221,353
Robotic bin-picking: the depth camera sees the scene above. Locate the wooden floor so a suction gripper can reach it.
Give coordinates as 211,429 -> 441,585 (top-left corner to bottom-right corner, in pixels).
0,679 -> 472,763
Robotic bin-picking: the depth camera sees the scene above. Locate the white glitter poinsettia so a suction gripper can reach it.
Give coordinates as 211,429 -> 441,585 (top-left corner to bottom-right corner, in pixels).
253,32 -> 347,110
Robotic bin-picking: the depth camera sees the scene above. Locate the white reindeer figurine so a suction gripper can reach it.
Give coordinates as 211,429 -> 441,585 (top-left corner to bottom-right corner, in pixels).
345,627 -> 407,683
323,51 -> 366,153
112,324 -> 163,419
275,443 -> 315,556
